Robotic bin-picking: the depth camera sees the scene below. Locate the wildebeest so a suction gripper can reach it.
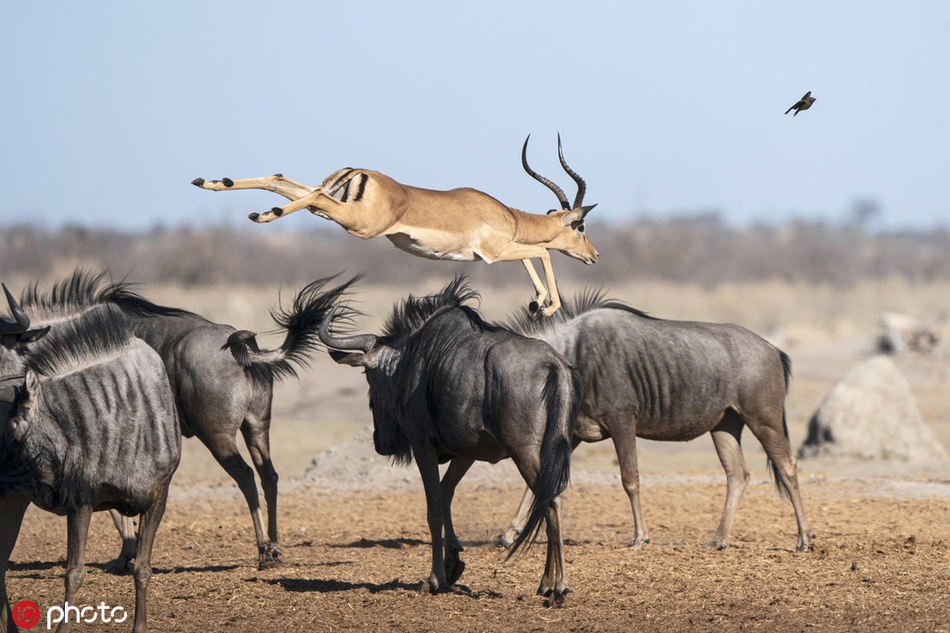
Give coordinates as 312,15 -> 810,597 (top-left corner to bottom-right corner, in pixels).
498,290 -> 812,553
10,270 -> 360,569
317,277 -> 578,606
0,290 -> 179,633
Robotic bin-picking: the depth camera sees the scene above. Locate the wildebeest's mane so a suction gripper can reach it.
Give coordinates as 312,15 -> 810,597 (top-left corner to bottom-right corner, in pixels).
381,275 -> 486,340
21,268 -> 202,321
25,305 -> 135,378
504,287 -> 655,334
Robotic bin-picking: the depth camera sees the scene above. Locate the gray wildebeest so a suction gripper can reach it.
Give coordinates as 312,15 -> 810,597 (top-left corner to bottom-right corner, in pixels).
11,270 -> 360,570
0,289 -> 179,633
317,277 -> 578,606
192,134 -> 598,317
498,290 -> 812,553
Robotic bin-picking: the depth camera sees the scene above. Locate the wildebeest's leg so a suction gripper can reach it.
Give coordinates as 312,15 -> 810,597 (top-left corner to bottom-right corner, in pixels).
538,496 -> 570,608
107,510 -> 137,574
707,412 -> 751,550
609,421 -> 650,549
240,417 -> 282,567
200,431 -> 274,569
440,457 -> 474,587
59,506 -> 93,633
745,417 -> 812,552
414,445 -> 448,593
499,487 -> 534,547
130,483 -> 170,633
191,174 -> 317,200
0,495 -> 31,633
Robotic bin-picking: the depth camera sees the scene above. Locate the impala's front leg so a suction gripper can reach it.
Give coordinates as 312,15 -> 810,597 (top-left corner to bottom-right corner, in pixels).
191,174 -> 317,201
535,251 -> 563,317
521,260 -> 550,315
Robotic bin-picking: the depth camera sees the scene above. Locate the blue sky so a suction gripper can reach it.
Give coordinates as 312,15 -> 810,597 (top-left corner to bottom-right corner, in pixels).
2,2 -> 948,232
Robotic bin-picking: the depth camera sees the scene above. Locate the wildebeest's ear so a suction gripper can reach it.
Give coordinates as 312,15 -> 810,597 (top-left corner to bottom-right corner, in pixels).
22,326 -> 50,343
329,349 -> 368,366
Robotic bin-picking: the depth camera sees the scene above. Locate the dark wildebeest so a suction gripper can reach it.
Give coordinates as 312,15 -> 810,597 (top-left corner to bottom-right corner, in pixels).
318,277 -> 578,606
12,270 -> 359,569
498,290 -> 812,553
0,289 -> 180,633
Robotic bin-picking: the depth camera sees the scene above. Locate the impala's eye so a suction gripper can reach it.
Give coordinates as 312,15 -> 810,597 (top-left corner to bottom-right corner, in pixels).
572,221 -> 585,233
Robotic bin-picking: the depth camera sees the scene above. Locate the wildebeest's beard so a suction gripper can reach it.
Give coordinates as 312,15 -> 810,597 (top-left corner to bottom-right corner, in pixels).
365,348 -> 412,465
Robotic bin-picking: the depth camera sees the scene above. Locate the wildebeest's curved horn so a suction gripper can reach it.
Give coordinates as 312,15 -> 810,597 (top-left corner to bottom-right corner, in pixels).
0,284 -> 30,334
318,305 -> 377,352
522,135 -> 570,211
556,133 -> 588,210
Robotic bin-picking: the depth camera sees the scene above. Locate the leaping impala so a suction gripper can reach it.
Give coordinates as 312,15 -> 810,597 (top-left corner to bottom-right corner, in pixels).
192,135 -> 598,317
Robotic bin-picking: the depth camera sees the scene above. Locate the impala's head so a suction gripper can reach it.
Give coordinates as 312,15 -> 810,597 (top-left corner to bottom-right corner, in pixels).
522,134 -> 599,265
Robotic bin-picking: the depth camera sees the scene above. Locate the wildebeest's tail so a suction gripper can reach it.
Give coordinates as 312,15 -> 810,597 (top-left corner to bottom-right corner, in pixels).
768,350 -> 794,499
223,274 -> 363,383
507,362 -> 577,559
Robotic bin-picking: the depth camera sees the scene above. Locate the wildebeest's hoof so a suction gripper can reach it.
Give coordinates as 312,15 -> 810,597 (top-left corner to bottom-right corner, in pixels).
258,543 -> 283,570
496,529 -> 519,548
543,587 -> 571,609
105,556 -> 135,576
419,575 -> 443,595
191,178 -> 205,187
626,536 -> 649,549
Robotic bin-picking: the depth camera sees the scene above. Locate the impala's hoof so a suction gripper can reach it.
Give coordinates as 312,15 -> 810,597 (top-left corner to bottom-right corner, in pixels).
191,177 -> 205,187
528,300 -> 540,314
222,177 -> 234,187
248,212 -> 261,222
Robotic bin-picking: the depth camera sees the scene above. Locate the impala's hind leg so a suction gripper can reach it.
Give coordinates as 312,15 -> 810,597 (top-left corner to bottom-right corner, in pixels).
708,412 -> 751,550
191,174 -> 316,200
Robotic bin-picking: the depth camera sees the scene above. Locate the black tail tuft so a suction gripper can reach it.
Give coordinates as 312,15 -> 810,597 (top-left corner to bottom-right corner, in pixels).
507,364 -> 575,559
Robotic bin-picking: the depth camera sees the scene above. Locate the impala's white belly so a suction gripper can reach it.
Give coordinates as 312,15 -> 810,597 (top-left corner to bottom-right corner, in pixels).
386,231 -> 482,262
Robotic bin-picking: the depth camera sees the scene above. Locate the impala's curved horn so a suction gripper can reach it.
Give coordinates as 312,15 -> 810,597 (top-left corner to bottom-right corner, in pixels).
317,305 -> 377,353
522,135 -> 570,210
557,133 -> 588,210
0,284 -> 30,334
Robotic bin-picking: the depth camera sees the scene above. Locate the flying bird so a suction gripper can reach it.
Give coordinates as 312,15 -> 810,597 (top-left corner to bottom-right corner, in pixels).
785,91 -> 816,116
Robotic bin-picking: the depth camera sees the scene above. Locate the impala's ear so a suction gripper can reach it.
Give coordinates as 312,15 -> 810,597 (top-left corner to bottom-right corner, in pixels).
579,203 -> 597,218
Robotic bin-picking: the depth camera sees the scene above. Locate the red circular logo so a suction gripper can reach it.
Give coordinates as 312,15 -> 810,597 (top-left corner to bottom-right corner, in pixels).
12,600 -> 41,629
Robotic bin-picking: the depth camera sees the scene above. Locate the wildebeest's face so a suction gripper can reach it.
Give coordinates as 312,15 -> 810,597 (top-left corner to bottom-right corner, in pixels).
329,342 -> 411,460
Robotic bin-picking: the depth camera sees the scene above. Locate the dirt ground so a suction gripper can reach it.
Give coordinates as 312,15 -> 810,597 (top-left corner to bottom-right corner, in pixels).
8,474 -> 950,632
6,284 -> 950,632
